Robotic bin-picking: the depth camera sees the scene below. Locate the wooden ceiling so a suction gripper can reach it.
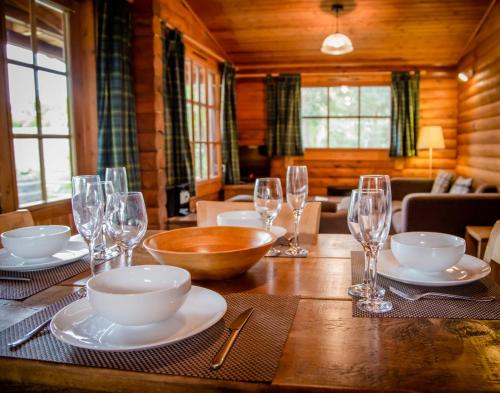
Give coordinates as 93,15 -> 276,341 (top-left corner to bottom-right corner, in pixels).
186,0 -> 492,69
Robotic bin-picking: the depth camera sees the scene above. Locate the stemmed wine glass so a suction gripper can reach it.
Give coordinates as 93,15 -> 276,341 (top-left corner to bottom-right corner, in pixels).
94,181 -> 120,260
285,166 -> 308,257
347,189 -> 385,298
359,175 -> 392,243
254,178 -> 283,256
105,167 -> 128,193
356,187 -> 393,313
71,175 -> 104,276
106,192 -> 148,267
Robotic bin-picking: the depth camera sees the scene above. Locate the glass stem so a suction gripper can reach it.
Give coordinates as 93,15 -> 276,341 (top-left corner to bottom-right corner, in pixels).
362,247 -> 370,286
101,228 -> 107,251
265,218 -> 272,232
293,211 -> 301,248
89,237 -> 96,276
368,247 -> 379,301
125,248 -> 133,267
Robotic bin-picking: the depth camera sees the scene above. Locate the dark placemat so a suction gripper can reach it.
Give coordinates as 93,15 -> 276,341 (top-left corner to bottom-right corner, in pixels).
0,256 -> 92,300
0,289 -> 299,383
350,251 -> 500,319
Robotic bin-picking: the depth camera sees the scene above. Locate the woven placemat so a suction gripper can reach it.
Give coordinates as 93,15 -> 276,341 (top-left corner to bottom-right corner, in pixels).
0,289 -> 299,383
350,251 -> 500,319
0,256 -> 91,300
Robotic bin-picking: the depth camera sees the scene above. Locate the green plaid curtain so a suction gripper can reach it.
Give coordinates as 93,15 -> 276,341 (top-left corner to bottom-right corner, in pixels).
390,71 -> 420,157
266,74 -> 303,156
221,63 -> 240,184
96,0 -> 141,190
162,25 -> 195,195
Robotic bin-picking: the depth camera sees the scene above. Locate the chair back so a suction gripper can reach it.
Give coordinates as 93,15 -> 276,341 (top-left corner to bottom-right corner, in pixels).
0,210 -> 34,247
484,221 -> 500,264
196,201 -> 321,240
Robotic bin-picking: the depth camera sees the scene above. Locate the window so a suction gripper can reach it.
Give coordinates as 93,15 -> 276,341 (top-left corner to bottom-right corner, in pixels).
301,86 -> 391,149
4,0 -> 74,207
185,52 -> 221,184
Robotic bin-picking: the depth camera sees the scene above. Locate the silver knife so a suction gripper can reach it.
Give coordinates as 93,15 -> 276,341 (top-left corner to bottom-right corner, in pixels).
0,276 -> 31,282
211,308 -> 254,370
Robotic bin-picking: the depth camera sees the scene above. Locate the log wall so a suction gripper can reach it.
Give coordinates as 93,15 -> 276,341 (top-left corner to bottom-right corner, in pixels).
456,1 -> 500,187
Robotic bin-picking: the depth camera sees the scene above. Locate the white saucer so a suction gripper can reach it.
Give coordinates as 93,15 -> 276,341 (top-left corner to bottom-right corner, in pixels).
271,226 -> 287,238
50,286 -> 227,351
0,235 -> 88,272
378,250 -> 491,287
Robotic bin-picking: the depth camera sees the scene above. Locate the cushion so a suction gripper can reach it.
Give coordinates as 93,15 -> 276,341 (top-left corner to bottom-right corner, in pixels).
449,176 -> 473,194
337,197 -> 351,211
431,171 -> 454,193
392,211 -> 403,233
392,200 -> 403,214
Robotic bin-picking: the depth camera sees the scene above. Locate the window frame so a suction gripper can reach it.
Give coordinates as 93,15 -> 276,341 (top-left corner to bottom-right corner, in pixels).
184,44 -> 222,197
3,0 -> 76,208
300,83 -> 392,150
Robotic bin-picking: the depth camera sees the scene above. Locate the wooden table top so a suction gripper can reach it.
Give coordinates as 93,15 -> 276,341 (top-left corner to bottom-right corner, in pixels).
0,232 -> 499,393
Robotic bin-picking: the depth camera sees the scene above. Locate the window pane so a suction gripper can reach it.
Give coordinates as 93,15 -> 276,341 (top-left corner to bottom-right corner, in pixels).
208,72 -> 215,106
193,104 -> 200,141
38,71 -> 69,134
14,138 -> 42,206
43,138 -> 71,201
194,144 -> 201,180
360,86 -> 391,116
5,0 -> 33,64
301,88 -> 327,117
301,118 -> 327,148
35,1 -> 66,72
208,108 -> 217,142
193,65 -> 199,102
360,119 -> 390,148
329,119 -> 359,148
329,86 -> 358,116
210,143 -> 219,178
8,64 -> 37,135
199,67 -> 206,104
185,60 -> 191,100
200,107 -> 207,142
201,144 -> 208,179
186,102 -> 193,142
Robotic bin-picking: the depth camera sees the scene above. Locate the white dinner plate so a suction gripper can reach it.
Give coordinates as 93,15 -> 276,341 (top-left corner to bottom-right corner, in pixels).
0,235 -> 88,272
378,250 -> 491,287
50,286 -> 227,351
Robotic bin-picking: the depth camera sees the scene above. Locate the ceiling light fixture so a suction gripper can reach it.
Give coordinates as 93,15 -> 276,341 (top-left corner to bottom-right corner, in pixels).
321,4 -> 353,55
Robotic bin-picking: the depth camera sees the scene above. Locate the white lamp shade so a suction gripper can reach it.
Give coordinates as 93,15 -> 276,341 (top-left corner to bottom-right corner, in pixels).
321,33 -> 354,55
417,126 -> 445,149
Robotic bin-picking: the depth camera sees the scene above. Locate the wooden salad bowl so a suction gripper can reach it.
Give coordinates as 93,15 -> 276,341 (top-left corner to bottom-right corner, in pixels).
143,226 -> 276,280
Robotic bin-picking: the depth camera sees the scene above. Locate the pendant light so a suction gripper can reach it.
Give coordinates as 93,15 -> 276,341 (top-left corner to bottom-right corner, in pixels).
321,4 -> 353,55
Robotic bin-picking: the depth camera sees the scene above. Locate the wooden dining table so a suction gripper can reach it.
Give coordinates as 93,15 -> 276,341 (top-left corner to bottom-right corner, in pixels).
0,231 -> 499,392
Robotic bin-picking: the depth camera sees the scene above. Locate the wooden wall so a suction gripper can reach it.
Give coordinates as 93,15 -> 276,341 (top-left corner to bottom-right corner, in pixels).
236,70 -> 458,195
456,1 -> 500,187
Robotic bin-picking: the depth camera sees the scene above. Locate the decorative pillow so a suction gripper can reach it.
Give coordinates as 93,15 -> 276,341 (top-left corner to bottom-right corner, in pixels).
431,171 -> 454,193
449,176 -> 473,194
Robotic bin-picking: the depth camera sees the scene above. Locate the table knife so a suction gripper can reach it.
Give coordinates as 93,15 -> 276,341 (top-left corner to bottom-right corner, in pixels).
211,308 -> 254,370
0,276 -> 31,282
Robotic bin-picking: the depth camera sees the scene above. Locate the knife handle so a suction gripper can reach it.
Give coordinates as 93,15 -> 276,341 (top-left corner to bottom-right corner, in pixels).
211,329 -> 240,370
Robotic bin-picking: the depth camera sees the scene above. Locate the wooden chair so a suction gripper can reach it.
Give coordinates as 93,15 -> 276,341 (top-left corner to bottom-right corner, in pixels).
0,210 -> 34,247
196,201 -> 322,242
483,220 -> 500,285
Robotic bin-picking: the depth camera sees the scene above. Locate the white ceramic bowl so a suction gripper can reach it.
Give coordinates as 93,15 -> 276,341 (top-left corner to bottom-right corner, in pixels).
1,225 -> 70,259
391,232 -> 465,273
87,265 -> 191,326
217,210 -> 264,229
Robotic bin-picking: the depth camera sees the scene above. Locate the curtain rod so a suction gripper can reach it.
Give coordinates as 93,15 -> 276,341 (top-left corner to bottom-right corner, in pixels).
164,22 -> 226,64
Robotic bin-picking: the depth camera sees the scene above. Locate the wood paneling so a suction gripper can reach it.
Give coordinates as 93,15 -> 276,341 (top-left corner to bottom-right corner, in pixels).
186,0 -> 490,68
237,70 -> 458,195
457,0 -> 500,187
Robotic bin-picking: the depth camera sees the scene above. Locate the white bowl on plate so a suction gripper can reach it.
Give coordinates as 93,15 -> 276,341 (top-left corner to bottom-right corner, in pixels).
391,232 -> 465,273
217,210 -> 264,229
1,225 -> 70,260
87,265 -> 191,326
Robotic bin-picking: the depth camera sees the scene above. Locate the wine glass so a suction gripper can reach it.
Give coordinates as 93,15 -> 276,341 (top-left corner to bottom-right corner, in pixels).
347,189 -> 385,298
105,167 -> 128,193
71,175 -> 104,276
94,181 -> 120,260
106,192 -> 148,267
285,166 -> 308,257
356,188 -> 392,313
254,178 -> 283,256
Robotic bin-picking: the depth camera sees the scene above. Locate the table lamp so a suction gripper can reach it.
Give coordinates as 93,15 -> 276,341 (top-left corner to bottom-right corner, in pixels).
417,126 -> 445,178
